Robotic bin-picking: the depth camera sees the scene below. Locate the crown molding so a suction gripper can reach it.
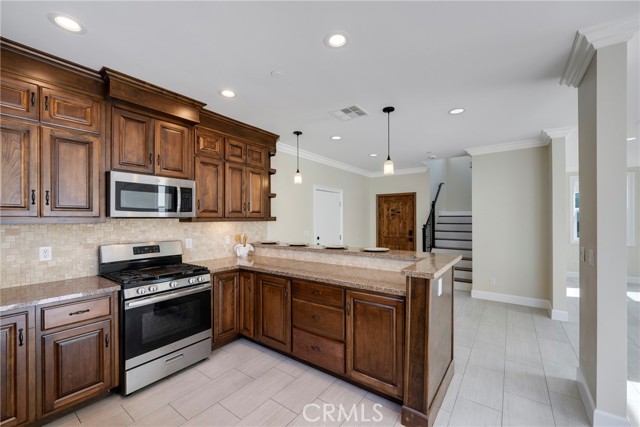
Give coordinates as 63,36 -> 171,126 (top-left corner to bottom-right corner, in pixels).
465,138 -> 548,157
541,127 -> 575,144
276,142 -> 427,178
561,19 -> 639,88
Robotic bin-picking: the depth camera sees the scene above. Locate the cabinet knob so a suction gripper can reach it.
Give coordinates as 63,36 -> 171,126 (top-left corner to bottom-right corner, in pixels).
44,96 -> 49,111
157,154 -> 160,166
30,92 -> 36,108
18,328 -> 24,347
105,332 -> 110,348
149,153 -> 152,165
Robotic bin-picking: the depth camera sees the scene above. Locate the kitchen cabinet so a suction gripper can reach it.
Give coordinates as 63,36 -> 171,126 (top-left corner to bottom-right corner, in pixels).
256,274 -> 291,353
0,311 -> 29,427
0,119 -> 100,219
195,157 -> 224,218
213,272 -> 239,343
239,272 -> 256,339
346,290 -> 404,399
225,139 -> 266,168
110,106 -> 192,179
0,74 -> 38,121
37,293 -> 117,418
195,127 -> 224,159
225,164 -> 267,218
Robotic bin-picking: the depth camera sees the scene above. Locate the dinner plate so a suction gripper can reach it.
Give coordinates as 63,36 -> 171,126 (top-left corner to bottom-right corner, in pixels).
363,247 -> 390,252
324,245 -> 347,249
288,242 -> 308,247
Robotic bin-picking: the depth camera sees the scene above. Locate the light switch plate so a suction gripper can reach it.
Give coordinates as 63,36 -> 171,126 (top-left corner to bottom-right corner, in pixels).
588,249 -> 596,266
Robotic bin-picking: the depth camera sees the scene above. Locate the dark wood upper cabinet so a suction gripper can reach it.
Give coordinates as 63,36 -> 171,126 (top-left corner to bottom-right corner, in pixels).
40,319 -> 112,416
246,168 -> 266,218
111,107 -> 154,175
0,118 -> 39,218
195,127 -> 224,159
246,145 -> 267,168
155,120 -> 191,179
0,312 -> 29,427
195,157 -> 224,218
213,272 -> 239,343
40,87 -> 101,134
0,75 -> 38,121
224,163 -> 245,218
239,272 -> 255,339
257,274 -> 291,353
346,290 -> 404,399
225,139 -> 246,164
40,127 -> 100,217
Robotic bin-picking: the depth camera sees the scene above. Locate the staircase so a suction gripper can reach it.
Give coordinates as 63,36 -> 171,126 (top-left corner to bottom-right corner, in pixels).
431,213 -> 472,291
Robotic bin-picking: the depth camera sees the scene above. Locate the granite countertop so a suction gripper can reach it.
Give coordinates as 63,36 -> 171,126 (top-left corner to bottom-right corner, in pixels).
0,277 -> 120,312
253,242 -> 426,262
401,253 -> 462,279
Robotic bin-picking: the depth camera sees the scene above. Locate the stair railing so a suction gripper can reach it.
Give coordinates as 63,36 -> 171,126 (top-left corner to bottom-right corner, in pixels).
422,182 -> 444,252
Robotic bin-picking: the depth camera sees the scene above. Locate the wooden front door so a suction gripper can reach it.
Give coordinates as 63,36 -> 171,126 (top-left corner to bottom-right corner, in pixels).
376,193 -> 416,251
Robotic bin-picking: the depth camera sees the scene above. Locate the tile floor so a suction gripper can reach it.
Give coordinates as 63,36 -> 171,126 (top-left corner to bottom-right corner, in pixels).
44,288 -> 621,427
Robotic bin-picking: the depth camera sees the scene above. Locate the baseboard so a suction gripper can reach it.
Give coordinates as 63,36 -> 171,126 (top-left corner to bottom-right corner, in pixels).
566,271 -> 579,279
454,282 -> 472,292
577,367 -> 631,426
439,211 -> 472,216
470,290 -> 551,310
550,309 -> 569,321
594,410 -> 631,426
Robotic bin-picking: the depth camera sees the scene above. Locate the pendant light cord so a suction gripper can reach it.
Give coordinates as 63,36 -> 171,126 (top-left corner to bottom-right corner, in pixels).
387,111 -> 391,160
296,135 -> 300,172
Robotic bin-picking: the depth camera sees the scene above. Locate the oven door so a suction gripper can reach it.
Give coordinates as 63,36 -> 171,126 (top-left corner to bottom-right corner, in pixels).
123,283 -> 211,368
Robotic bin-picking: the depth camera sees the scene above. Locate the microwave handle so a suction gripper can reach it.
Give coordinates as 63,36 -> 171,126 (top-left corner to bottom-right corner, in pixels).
176,186 -> 181,214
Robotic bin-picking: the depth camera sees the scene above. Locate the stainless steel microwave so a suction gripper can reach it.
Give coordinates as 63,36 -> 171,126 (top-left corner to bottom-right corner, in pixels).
108,171 -> 196,218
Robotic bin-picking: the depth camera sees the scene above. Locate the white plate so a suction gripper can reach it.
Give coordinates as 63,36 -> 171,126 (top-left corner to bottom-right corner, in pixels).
288,242 -> 308,247
363,247 -> 390,252
324,245 -> 347,249
260,241 -> 278,245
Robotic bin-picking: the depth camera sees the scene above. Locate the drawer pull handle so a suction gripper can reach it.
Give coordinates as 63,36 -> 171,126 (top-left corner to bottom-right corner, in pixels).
44,96 -> 49,111
31,189 -> 36,205
30,92 -> 36,107
311,291 -> 322,295
105,332 -> 110,348
69,309 -> 90,316
45,190 -> 50,206
310,345 -> 321,352
347,301 -> 351,316
311,315 -> 321,321
18,328 -> 24,347
148,153 -> 152,165
165,353 -> 184,364
197,199 -> 201,211
157,154 -> 160,166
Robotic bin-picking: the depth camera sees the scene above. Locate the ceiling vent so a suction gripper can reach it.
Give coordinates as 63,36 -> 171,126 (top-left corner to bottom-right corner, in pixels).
330,104 -> 369,121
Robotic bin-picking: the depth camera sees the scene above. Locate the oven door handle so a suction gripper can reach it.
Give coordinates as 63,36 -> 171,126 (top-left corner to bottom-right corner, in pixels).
124,283 -> 211,310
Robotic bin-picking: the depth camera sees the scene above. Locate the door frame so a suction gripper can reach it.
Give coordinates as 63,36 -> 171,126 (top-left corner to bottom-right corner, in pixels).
376,192 -> 416,250
313,185 -> 344,245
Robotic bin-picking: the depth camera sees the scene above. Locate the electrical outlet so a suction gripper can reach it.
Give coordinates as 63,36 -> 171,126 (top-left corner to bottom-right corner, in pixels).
39,246 -> 52,261
185,238 -> 193,249
490,276 -> 496,286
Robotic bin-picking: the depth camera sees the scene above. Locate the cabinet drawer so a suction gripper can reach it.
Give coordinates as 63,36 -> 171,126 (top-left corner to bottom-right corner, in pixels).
292,280 -> 343,308
293,299 -> 344,341
41,296 -> 111,331
293,327 -> 344,375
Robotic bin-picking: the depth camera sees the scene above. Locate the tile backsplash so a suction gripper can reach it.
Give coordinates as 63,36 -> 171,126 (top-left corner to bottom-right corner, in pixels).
0,219 -> 266,289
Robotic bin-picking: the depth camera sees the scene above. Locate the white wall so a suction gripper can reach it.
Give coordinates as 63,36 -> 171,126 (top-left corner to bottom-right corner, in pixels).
426,156 -> 472,213
472,146 -> 551,302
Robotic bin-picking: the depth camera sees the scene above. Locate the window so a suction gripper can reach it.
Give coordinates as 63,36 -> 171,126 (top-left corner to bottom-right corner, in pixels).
570,175 -> 579,244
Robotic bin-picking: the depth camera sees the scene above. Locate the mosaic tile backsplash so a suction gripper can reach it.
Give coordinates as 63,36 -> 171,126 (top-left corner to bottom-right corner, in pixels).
0,219 -> 267,289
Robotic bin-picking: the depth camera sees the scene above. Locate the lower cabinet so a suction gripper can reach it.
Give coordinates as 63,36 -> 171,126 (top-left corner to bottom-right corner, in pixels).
346,290 -> 405,399
256,274 -> 291,353
0,311 -> 30,427
40,320 -> 112,415
213,272 -> 239,343
239,272 -> 255,339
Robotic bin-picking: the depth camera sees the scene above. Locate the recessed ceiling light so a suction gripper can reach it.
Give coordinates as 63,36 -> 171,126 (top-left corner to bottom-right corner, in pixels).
330,136 -> 342,141
270,70 -> 283,78
324,32 -> 349,48
628,137 -> 637,141
449,108 -> 465,115
48,12 -> 86,33
369,153 -> 378,157
218,89 -> 236,98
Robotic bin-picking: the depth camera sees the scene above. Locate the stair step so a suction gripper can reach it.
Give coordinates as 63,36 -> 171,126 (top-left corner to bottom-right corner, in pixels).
438,216 -> 472,224
455,277 -> 472,283
432,247 -> 472,258
456,259 -> 472,269
454,281 -> 472,291
435,224 -> 472,232
435,231 -> 472,240
454,270 -> 472,280
435,239 -> 472,249
455,266 -> 472,272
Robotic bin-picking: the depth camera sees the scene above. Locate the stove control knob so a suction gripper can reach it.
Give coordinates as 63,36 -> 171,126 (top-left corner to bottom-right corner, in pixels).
188,277 -> 197,284
136,288 -> 146,295
170,281 -> 178,288
198,276 -> 206,283
148,285 -> 158,292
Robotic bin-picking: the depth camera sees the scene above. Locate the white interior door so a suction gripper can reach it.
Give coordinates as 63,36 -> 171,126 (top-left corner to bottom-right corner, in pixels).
314,187 -> 343,246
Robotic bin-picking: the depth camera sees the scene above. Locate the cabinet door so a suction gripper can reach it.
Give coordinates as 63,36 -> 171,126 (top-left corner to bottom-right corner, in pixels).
41,320 -> 112,416
111,107 -> 154,174
0,118 -> 38,217
40,87 -> 101,133
346,291 -> 404,398
195,127 -> 224,159
239,272 -> 255,338
257,275 -> 291,353
0,313 -> 28,427
213,273 -> 239,343
155,120 -> 192,179
195,157 -> 224,218
225,163 -> 245,218
225,139 -> 246,164
246,145 -> 266,168
40,127 -> 100,217
0,75 -> 38,121
246,168 -> 266,218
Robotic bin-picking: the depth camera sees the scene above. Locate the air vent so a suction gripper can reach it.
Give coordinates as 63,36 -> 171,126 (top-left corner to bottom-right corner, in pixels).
330,104 -> 369,121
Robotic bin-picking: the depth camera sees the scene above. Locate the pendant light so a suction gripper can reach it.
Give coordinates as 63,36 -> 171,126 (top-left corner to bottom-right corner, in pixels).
293,131 -> 302,184
382,106 -> 395,175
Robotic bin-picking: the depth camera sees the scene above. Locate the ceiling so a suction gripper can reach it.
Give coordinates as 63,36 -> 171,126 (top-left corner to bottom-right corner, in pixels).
1,1 -> 638,173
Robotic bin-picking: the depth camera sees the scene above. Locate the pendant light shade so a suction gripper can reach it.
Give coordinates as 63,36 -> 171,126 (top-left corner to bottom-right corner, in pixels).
383,106 -> 395,175
293,131 -> 302,184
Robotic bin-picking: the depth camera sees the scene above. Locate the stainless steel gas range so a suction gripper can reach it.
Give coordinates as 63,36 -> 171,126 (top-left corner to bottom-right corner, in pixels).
98,241 -> 211,395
